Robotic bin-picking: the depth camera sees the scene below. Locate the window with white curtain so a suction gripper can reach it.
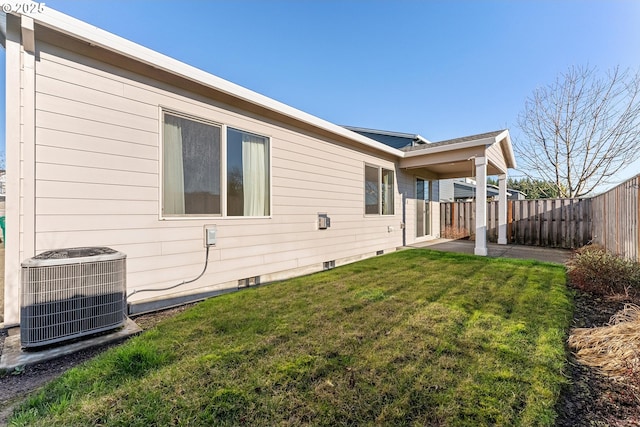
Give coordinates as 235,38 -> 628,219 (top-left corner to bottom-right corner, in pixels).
382,168 -> 395,215
364,164 -> 395,216
163,113 -> 221,216
227,128 -> 270,216
365,165 -> 380,215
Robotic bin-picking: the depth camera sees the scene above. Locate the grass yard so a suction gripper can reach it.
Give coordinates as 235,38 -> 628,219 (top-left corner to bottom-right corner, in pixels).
10,249 -> 572,426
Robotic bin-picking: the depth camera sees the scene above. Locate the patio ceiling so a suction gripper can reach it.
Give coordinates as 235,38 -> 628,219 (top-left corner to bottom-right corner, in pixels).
398,130 -> 516,179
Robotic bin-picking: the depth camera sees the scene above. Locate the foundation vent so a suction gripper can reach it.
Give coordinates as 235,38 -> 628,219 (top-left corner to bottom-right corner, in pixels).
238,276 -> 260,288
20,247 -> 127,349
323,260 -> 336,270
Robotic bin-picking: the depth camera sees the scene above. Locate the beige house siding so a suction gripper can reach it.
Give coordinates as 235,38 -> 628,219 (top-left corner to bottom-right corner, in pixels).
25,40 -> 403,315
3,8 -> 516,326
486,142 -> 508,174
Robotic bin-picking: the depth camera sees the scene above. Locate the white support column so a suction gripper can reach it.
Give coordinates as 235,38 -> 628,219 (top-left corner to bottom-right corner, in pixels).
3,15 -> 35,326
474,156 -> 488,256
498,173 -> 508,245
3,15 -> 21,326
22,16 -> 37,262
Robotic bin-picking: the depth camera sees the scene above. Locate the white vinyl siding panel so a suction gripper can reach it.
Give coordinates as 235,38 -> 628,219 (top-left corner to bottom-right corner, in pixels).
37,198 -> 158,216
37,110 -> 158,146
36,163 -> 157,189
36,145 -> 157,174
486,142 -> 508,174
37,128 -> 158,161
32,40 -> 403,303
36,181 -> 157,201
36,92 -> 157,133
4,15 -> 25,325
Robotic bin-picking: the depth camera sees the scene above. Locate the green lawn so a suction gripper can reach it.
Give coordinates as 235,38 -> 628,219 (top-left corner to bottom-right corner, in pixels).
10,249 -> 572,426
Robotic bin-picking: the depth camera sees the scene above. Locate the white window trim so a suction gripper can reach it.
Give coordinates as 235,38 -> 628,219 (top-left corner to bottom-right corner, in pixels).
224,125 -> 273,218
364,163 -> 395,217
158,107 -> 273,220
381,167 -> 395,216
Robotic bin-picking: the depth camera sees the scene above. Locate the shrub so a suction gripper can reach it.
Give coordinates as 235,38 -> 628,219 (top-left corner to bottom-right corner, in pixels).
567,245 -> 640,298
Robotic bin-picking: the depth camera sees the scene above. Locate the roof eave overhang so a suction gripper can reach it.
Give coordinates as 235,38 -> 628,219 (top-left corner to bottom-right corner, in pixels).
7,3 -> 519,166
401,129 -> 517,170
498,131 -> 517,169
402,136 -> 496,158
13,3 -> 403,158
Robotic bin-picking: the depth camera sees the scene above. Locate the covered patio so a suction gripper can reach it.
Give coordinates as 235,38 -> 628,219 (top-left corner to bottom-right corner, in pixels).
399,130 -> 517,256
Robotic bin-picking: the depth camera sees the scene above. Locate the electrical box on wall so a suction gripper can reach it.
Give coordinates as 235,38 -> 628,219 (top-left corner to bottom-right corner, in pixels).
204,225 -> 217,246
318,213 -> 331,230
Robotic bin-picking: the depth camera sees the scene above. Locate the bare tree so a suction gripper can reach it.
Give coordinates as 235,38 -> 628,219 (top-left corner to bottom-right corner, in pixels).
515,66 -> 640,197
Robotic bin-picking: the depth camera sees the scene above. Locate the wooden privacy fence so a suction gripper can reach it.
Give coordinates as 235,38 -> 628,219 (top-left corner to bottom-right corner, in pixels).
440,198 -> 592,249
591,175 -> 640,262
439,174 -> 640,258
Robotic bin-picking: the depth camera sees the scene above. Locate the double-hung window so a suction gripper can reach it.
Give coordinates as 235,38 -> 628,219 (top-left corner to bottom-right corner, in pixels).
364,164 -> 395,215
162,111 -> 270,217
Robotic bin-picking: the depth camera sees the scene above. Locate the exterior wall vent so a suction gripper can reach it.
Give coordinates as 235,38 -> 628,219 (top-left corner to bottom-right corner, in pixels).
318,213 -> 330,230
20,247 -> 127,349
323,260 -> 335,270
376,250 -> 384,255
238,276 -> 260,288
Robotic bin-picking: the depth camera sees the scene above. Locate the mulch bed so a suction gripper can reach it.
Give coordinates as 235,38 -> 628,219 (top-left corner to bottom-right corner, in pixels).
555,291 -> 640,427
1,293 -> 639,426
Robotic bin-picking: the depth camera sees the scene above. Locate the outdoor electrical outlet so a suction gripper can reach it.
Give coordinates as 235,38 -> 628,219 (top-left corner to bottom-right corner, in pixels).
204,225 -> 217,246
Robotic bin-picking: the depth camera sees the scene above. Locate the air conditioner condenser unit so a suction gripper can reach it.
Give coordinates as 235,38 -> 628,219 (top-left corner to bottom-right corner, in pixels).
20,247 -> 127,349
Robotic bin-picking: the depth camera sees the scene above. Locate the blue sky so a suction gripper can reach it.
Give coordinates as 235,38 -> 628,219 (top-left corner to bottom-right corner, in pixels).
2,1 -> 640,186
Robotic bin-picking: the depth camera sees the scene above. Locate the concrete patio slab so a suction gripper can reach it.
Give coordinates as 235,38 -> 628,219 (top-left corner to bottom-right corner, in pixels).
0,317 -> 142,371
408,238 -> 571,264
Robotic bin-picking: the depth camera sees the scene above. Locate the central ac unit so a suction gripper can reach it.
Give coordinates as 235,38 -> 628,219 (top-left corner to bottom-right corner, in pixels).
20,247 -> 127,349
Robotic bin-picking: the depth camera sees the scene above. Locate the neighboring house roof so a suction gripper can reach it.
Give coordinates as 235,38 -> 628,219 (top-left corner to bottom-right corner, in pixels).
455,181 -> 502,199
342,126 -> 430,149
446,180 -> 501,199
439,179 -> 525,201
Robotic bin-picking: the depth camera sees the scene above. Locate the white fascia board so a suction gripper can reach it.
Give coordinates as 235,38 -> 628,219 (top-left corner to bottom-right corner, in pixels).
403,129 -> 517,170
14,2 -> 403,158
498,130 -> 517,169
402,137 -> 495,158
414,134 -> 431,144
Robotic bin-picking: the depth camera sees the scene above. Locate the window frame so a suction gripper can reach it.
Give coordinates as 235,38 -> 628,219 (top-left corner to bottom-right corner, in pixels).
161,110 -> 223,218
364,163 -> 395,217
160,108 -> 272,220
225,126 -> 272,218
381,167 -> 395,215
364,164 -> 380,215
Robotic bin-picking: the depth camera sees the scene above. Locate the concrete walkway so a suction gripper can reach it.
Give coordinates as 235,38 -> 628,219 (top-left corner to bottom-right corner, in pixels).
0,318 -> 142,371
409,238 -> 572,264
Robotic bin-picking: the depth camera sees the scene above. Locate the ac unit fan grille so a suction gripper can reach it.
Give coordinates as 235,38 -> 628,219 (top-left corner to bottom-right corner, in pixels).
21,250 -> 126,349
